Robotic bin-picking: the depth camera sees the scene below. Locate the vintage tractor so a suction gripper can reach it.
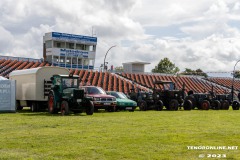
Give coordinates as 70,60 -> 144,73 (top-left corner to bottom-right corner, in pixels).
130,80 -> 185,111
134,91 -> 163,111
185,85 -> 240,110
48,74 -> 94,115
153,80 -> 185,111
184,91 -> 213,110
213,94 -> 231,110
184,88 -> 232,110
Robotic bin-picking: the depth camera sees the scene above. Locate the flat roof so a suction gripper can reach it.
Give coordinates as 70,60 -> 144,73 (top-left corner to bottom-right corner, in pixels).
9,66 -> 69,77
122,61 -> 150,65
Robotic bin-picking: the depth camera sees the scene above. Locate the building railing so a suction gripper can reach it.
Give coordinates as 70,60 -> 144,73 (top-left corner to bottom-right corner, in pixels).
52,63 -> 94,70
0,55 -> 43,62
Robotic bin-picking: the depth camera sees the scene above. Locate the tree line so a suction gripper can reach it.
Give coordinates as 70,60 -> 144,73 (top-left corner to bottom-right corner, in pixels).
114,57 -> 239,78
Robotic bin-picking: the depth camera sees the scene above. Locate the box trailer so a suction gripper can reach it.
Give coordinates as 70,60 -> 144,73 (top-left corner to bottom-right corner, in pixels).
9,66 -> 69,111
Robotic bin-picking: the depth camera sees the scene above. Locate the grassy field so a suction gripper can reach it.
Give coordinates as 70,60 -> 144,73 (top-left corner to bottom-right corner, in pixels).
0,109 -> 240,160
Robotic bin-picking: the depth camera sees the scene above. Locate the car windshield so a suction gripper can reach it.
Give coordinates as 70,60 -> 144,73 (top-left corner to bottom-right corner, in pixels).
163,83 -> 174,90
118,92 -> 128,99
110,92 -> 127,99
85,87 -> 106,94
62,78 -> 78,88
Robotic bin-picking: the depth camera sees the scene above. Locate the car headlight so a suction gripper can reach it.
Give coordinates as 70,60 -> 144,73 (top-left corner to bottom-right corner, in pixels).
94,97 -> 100,101
143,94 -> 146,98
112,97 -> 116,101
157,95 -> 159,98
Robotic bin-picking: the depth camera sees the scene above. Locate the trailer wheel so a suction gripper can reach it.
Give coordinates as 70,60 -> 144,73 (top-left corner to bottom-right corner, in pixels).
232,101 -> 240,110
169,99 -> 179,111
48,92 -> 58,114
183,100 -> 192,110
201,100 -> 210,110
31,102 -> 39,112
86,101 -> 94,115
16,101 -> 23,111
221,100 -> 229,110
61,101 -> 69,115
155,100 -> 163,111
212,100 -> 221,110
139,101 -> 147,111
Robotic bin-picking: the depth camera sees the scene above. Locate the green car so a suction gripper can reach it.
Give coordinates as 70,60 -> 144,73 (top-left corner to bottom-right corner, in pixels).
107,91 -> 137,112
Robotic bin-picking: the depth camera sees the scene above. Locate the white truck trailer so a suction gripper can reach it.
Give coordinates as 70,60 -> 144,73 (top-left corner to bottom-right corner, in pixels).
9,66 -> 69,111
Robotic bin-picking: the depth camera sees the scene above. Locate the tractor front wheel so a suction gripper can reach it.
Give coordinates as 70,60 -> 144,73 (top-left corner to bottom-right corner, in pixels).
155,100 -> 163,111
232,101 -> 240,110
221,100 -> 229,110
61,101 -> 69,116
183,100 -> 192,110
212,100 -> 221,110
139,101 -> 147,111
86,101 -> 94,115
169,99 -> 179,111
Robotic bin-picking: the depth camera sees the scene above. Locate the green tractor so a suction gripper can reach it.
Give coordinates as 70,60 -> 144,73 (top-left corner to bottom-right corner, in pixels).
47,74 -> 94,115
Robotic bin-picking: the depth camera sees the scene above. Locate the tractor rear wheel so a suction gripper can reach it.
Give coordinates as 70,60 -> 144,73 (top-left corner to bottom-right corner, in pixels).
212,100 -> 221,110
86,101 -> 94,115
48,92 -> 58,114
201,100 -> 210,110
139,101 -> 147,111
232,101 -> 240,110
155,100 -> 163,111
221,100 -> 229,110
61,101 -> 69,116
184,95 -> 195,109
183,100 -> 192,110
169,99 -> 179,111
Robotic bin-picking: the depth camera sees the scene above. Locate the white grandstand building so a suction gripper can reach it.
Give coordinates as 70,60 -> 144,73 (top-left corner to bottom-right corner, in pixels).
43,32 -> 97,69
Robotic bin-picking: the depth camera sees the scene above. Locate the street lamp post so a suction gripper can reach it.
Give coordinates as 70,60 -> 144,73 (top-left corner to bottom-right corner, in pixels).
231,60 -> 240,101
103,45 -> 116,71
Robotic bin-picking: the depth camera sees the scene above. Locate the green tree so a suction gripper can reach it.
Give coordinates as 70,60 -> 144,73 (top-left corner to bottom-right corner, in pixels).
114,66 -> 124,72
234,70 -> 240,78
152,57 -> 180,74
181,68 -> 208,77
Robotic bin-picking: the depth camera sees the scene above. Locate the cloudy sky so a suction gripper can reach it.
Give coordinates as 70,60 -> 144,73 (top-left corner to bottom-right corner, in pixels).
0,0 -> 240,73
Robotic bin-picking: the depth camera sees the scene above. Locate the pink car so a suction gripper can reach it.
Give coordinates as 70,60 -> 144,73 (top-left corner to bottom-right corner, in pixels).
80,86 -> 117,112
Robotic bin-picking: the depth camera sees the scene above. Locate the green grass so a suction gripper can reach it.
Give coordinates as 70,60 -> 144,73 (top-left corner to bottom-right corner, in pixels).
0,109 -> 240,160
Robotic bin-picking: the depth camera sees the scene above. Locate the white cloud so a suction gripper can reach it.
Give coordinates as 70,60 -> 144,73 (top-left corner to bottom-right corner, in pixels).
0,0 -> 240,73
